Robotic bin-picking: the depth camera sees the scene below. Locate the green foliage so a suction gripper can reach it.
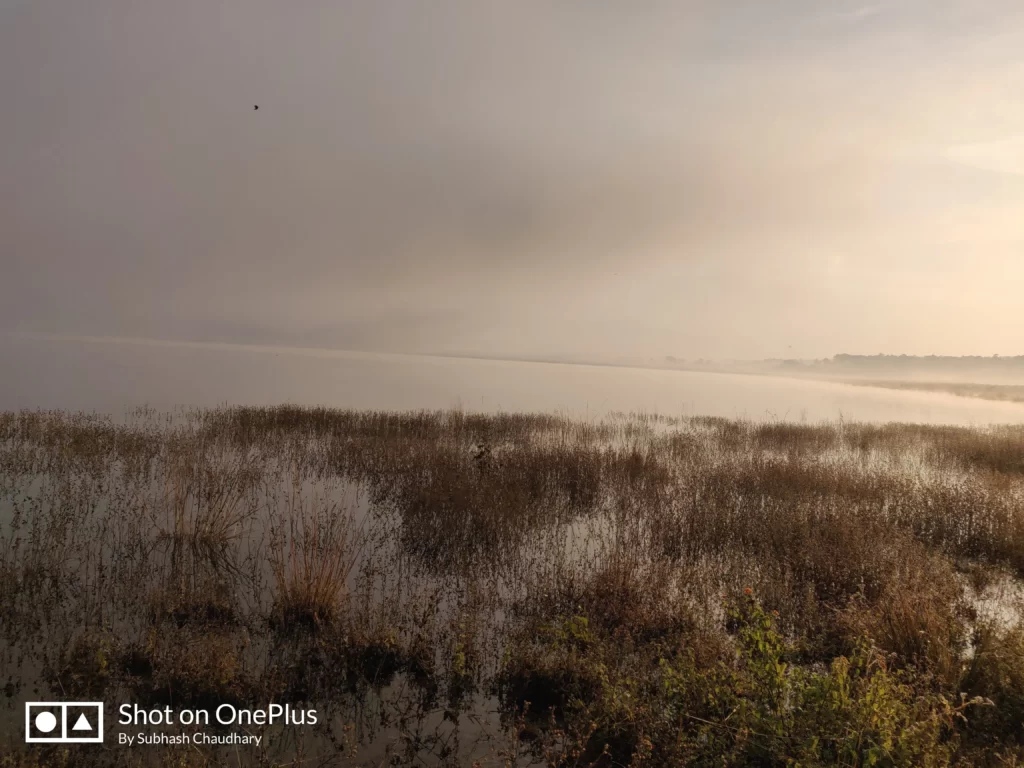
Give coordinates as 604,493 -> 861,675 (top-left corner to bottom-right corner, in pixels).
538,593 -> 984,767
540,614 -> 594,650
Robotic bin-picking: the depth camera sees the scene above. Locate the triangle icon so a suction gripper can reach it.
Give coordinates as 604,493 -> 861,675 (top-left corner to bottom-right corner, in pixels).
72,713 -> 92,731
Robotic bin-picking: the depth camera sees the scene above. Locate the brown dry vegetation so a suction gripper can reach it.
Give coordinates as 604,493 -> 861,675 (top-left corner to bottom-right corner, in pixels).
1,406 -> 1023,766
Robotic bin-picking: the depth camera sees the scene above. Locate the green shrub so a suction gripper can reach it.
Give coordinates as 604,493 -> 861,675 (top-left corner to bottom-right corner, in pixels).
519,594 -> 984,766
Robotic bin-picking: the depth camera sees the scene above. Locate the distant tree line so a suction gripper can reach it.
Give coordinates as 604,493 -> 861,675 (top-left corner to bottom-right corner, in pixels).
774,354 -> 1024,377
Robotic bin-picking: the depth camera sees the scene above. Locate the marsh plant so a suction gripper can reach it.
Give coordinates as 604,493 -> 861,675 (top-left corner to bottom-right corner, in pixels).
267,473 -> 367,627
1,406 -> 1024,765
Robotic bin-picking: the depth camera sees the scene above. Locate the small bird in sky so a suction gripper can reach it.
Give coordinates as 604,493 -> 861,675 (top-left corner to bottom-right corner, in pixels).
254,105 -> 259,110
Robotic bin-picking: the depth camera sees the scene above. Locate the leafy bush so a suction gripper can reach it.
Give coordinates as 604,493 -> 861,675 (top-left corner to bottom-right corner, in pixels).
509,593 -> 984,767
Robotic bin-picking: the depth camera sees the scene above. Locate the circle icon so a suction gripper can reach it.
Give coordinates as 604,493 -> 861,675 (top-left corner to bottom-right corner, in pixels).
35,711 -> 58,733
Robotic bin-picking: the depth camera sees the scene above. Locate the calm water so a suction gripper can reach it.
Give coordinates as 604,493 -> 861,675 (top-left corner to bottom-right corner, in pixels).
4,333 -> 1024,425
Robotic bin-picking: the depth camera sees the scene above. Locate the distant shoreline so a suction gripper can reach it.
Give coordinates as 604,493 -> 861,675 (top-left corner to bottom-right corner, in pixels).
6,331 -> 1024,405
839,379 -> 1024,404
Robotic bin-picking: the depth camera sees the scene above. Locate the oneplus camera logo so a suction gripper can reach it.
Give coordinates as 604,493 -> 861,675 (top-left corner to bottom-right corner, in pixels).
25,702 -> 103,743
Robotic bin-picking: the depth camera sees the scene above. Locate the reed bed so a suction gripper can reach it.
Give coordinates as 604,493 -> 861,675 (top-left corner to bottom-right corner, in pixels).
0,406 -> 1023,765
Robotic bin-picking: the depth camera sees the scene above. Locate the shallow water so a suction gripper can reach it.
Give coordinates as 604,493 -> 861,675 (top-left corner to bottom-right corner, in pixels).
4,333 -> 1024,425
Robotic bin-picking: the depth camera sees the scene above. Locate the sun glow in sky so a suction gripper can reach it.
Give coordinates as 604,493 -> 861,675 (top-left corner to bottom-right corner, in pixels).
2,1 -> 1023,360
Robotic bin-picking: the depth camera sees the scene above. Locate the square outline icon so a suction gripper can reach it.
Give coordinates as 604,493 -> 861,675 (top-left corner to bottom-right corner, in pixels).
25,702 -> 104,743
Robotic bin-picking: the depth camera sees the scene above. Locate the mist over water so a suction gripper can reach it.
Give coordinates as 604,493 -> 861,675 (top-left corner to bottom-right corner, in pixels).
4,334 -> 1024,426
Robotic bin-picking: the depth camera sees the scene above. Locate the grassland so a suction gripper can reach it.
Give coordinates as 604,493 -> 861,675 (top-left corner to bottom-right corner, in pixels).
1,406 -> 1024,766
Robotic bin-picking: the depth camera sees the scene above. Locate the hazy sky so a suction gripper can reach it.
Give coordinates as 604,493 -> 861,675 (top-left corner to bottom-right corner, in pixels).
3,1 -> 1023,361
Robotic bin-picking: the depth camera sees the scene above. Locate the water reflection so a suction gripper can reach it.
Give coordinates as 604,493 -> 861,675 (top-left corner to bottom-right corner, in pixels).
4,333 -> 1024,424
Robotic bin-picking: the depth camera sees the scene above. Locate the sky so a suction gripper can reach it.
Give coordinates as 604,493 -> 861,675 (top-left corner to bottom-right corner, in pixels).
2,0 -> 1024,362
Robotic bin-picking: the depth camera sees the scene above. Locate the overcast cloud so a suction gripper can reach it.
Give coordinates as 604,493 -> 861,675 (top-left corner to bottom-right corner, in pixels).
3,0 -> 1023,360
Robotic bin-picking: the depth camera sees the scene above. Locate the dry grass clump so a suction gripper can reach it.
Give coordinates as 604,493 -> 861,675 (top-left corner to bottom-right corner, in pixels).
155,443 -> 260,554
514,554 -> 700,648
839,553 -> 970,686
378,441 -> 605,572
268,481 -> 365,628
961,622 -> 1024,749
752,421 -> 843,454
147,579 -> 238,629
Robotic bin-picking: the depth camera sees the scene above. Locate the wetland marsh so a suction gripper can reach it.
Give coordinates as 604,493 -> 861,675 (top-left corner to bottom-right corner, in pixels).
2,406 -> 1024,765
